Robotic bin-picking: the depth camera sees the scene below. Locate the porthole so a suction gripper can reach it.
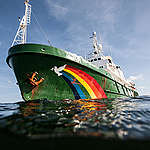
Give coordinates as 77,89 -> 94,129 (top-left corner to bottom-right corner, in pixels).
41,48 -> 46,52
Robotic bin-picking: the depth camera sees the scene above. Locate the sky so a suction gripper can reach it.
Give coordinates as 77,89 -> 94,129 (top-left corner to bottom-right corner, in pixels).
0,0 -> 150,103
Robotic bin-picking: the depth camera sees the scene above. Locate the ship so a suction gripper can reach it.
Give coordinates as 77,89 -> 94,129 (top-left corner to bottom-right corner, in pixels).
6,1 -> 138,101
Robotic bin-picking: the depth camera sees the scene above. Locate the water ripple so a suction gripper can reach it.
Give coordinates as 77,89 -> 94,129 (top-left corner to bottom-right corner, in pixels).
0,96 -> 150,140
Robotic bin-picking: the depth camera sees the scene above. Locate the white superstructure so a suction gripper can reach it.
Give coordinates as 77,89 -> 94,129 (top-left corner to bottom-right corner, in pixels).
88,32 -> 135,90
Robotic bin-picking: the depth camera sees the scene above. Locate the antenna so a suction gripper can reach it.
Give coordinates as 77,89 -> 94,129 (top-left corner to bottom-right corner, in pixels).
11,0 -> 32,47
98,32 -> 103,53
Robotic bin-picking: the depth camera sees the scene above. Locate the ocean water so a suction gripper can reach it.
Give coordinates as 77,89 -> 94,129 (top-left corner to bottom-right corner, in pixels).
1,96 -> 150,148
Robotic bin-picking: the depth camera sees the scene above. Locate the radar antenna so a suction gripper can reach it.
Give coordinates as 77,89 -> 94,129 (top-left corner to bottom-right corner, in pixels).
11,0 -> 32,47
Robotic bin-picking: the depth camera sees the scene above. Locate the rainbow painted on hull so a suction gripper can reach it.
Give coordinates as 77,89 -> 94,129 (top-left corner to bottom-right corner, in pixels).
57,65 -> 107,100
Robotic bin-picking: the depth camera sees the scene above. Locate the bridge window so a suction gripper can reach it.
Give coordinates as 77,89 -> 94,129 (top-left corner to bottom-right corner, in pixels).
108,59 -> 112,64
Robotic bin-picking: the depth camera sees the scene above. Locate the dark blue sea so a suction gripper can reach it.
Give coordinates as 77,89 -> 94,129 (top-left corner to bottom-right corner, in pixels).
1,96 -> 150,149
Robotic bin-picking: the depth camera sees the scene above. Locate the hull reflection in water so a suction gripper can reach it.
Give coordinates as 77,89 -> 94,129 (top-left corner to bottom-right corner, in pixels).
0,99 -> 113,138
1,97 -> 150,140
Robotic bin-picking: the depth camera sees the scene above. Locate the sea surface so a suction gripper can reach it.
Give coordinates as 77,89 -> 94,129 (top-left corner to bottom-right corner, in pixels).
1,96 -> 150,149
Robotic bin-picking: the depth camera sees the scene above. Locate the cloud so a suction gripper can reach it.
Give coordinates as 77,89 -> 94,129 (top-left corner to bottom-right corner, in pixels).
43,0 -> 123,55
44,0 -> 121,31
136,85 -> 150,95
127,74 -> 144,82
118,1 -> 150,59
44,0 -> 69,20
133,0 -> 150,35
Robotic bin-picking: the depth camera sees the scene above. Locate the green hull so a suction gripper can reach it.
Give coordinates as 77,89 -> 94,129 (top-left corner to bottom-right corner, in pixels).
6,44 -> 138,101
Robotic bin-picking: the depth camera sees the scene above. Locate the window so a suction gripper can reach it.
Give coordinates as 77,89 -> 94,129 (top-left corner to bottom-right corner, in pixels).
108,59 -> 112,64
116,66 -> 120,69
118,84 -> 124,94
123,86 -> 128,95
125,88 -> 129,96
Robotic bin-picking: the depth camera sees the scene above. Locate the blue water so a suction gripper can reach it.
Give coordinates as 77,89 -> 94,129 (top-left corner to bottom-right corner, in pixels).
1,96 -> 150,148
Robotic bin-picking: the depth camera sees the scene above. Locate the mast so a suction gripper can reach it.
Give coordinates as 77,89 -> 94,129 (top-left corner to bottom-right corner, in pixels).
91,32 -> 102,55
11,0 -> 31,47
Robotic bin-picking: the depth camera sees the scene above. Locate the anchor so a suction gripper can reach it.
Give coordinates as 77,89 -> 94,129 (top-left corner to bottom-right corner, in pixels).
28,72 -> 44,86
